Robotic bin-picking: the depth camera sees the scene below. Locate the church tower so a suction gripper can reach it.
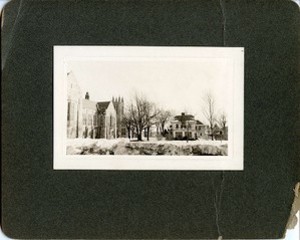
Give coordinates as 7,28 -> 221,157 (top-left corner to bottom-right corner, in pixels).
112,96 -> 125,137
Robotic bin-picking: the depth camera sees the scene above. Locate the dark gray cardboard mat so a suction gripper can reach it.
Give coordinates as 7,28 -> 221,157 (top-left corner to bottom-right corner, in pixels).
1,0 -> 299,239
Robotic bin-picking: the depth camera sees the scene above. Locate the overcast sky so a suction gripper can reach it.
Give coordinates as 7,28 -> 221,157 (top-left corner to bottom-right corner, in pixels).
68,58 -> 233,124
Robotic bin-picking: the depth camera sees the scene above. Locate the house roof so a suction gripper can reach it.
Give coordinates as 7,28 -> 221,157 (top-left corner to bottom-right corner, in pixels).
196,120 -> 204,125
82,99 -> 97,110
172,113 -> 205,126
96,101 -> 111,114
174,114 -> 194,121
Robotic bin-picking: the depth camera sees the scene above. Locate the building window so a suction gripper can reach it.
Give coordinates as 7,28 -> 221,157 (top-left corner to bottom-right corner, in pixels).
83,114 -> 87,125
70,103 -> 75,121
110,115 -> 113,128
93,115 -> 97,126
176,124 -> 179,129
67,102 -> 71,121
88,114 -> 92,126
175,132 -> 183,138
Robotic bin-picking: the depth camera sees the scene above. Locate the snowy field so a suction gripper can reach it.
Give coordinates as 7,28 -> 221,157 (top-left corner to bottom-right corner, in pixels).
66,138 -> 228,156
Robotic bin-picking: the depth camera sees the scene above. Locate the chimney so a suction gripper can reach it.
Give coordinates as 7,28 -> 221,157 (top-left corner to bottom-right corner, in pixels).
181,112 -> 185,116
85,92 -> 90,100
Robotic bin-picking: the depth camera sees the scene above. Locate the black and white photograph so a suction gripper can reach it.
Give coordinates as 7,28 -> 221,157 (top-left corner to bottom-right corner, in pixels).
54,46 -> 244,170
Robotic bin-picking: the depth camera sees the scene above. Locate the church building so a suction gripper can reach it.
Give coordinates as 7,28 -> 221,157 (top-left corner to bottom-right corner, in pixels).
66,70 -> 124,139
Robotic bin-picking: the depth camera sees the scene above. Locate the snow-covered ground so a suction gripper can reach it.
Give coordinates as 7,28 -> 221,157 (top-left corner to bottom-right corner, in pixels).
67,137 -> 227,147
67,138 -> 126,149
66,138 -> 228,156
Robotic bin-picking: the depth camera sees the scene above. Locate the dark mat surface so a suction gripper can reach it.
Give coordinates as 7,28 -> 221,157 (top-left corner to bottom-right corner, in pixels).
2,0 -> 299,239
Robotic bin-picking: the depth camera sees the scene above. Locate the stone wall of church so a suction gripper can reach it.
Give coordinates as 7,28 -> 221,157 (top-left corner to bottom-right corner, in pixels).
112,97 -> 126,137
67,71 -> 82,138
104,102 -> 117,139
82,109 -> 98,138
67,70 -> 121,139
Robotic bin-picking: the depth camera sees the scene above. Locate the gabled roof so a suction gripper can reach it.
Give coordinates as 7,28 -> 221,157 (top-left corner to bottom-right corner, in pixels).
196,120 -> 204,125
82,99 -> 97,110
96,101 -> 111,114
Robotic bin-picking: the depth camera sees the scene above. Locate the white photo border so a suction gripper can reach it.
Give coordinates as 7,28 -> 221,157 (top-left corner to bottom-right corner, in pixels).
53,46 -> 244,170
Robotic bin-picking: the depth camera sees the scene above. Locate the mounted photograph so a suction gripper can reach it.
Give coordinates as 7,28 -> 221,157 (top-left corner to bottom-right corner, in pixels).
54,46 -> 244,170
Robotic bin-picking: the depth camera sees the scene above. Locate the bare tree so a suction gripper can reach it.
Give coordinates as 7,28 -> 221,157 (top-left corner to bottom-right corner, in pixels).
144,100 -> 160,141
156,110 -> 172,136
122,110 -> 133,139
218,112 -> 227,141
126,93 -> 160,141
203,93 -> 216,140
